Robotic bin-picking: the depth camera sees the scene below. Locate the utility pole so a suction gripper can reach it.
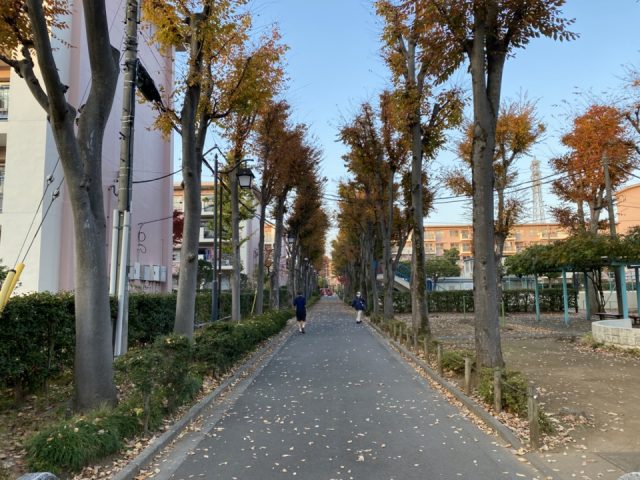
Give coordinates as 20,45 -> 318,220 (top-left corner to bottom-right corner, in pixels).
111,0 -> 140,356
603,153 -> 624,315
211,154 -> 219,321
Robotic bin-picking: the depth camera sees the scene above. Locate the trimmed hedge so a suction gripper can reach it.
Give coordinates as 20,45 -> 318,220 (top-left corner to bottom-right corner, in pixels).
25,308 -> 294,475
392,288 -> 577,314
0,290 -> 289,394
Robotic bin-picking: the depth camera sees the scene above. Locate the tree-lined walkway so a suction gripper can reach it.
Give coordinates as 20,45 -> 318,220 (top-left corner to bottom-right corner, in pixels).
153,298 -> 538,479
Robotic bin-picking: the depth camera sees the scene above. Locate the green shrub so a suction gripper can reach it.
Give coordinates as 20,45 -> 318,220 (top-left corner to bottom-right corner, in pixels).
115,334 -> 201,431
0,290 -> 270,394
477,367 -> 553,433
441,350 -> 475,374
25,406 -> 138,474
478,368 -> 528,416
194,309 -> 291,377
128,294 -> 175,344
0,292 -> 75,393
24,308 -> 292,474
391,288 -> 577,314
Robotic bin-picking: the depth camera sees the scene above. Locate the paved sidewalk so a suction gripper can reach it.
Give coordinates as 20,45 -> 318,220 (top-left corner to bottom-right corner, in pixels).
149,298 -> 540,480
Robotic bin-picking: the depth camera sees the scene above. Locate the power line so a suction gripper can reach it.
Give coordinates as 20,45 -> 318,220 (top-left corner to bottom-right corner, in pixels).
14,159 -> 60,265
21,177 -> 65,264
132,168 -> 181,184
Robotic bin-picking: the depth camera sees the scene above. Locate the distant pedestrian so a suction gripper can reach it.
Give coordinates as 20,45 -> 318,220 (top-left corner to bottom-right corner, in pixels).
293,292 -> 307,333
351,291 -> 366,324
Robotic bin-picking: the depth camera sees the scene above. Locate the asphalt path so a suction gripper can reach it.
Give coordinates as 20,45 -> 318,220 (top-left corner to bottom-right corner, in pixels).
154,297 -> 539,480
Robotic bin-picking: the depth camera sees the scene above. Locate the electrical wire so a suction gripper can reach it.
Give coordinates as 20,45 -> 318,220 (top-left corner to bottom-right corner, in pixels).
132,168 -> 181,184
13,159 -> 60,265
21,177 -> 65,264
324,164 -> 589,207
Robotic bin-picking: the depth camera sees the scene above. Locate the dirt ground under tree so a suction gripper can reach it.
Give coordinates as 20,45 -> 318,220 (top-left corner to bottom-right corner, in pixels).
397,311 -> 640,480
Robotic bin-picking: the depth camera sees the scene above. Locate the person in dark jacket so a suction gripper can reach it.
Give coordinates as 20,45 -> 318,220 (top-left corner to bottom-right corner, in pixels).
351,291 -> 366,324
293,292 -> 307,333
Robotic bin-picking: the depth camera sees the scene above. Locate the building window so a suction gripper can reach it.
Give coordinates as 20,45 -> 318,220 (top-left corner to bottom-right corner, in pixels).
201,221 -> 214,239
0,85 -> 8,120
461,230 -> 470,240
449,230 -> 459,238
173,195 -> 184,212
202,195 -> 214,213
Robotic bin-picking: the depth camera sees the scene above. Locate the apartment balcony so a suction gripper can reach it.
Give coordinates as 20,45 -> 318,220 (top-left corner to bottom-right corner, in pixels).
0,85 -> 8,120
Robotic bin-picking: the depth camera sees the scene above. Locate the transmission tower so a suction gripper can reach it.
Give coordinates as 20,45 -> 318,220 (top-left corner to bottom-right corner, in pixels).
531,158 -> 546,223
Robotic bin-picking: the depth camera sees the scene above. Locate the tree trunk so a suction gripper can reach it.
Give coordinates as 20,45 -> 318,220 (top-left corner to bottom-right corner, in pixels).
495,230 -> 506,306
288,245 -> 297,301
270,196 -> 286,309
174,14 -> 205,339
468,16 -> 505,369
366,223 -> 379,315
255,201 -> 267,314
381,171 -> 395,321
24,0 -> 120,410
409,121 -> 430,335
174,91 -> 202,338
230,165 -> 241,321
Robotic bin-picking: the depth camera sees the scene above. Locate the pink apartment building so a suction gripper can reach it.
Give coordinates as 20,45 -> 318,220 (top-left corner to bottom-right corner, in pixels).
616,183 -> 640,235
0,2 -> 174,294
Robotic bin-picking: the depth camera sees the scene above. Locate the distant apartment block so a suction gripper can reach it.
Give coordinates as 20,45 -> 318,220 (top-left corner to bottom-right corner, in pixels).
0,2 -> 174,294
171,183 -> 289,291
394,222 -> 571,277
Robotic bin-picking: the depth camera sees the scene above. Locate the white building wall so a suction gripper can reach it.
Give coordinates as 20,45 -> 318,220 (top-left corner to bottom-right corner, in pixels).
0,1 -> 173,294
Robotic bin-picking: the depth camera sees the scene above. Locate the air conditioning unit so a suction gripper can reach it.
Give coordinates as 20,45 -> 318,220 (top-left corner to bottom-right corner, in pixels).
160,265 -> 167,282
129,262 -> 141,280
142,265 -> 152,281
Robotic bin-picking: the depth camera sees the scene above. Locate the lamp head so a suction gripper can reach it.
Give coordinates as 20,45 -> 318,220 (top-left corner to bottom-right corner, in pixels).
237,167 -> 255,189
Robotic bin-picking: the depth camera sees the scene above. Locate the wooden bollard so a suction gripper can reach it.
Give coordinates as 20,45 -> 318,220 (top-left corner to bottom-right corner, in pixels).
464,357 -> 472,395
493,369 -> 502,413
528,384 -> 541,449
423,338 -> 429,359
413,330 -> 418,349
406,330 -> 411,347
436,343 -> 443,376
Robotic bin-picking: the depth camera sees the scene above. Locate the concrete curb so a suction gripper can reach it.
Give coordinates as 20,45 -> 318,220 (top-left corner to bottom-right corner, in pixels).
112,318 -> 297,480
366,319 -> 559,480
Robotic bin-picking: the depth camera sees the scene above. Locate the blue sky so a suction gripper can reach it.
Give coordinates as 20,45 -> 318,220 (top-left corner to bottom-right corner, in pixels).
239,1 -> 640,236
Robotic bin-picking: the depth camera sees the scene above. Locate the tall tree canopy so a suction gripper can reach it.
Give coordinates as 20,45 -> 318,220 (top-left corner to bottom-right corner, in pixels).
551,104 -> 638,233
445,99 -> 545,263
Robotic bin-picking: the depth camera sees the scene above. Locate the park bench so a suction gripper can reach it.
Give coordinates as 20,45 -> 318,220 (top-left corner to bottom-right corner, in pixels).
594,312 -> 623,320
629,314 -> 640,328
594,312 -> 640,328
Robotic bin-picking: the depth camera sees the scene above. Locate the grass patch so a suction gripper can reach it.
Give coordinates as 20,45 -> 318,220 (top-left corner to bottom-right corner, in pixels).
579,333 -> 605,350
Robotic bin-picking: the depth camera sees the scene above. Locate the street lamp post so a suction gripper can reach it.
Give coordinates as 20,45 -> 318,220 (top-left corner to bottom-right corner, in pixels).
303,257 -> 309,299
203,150 -> 254,322
286,232 -> 296,302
